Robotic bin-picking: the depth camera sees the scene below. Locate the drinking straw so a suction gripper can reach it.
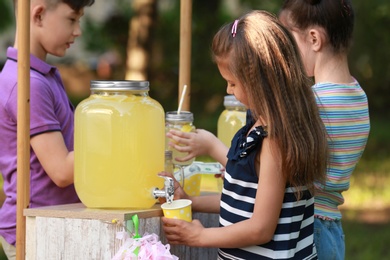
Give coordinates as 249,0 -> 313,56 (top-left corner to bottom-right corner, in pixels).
177,84 -> 187,114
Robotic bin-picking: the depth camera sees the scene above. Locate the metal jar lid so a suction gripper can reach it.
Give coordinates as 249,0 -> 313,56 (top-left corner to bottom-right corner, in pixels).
224,95 -> 245,108
165,111 -> 194,122
90,80 -> 150,92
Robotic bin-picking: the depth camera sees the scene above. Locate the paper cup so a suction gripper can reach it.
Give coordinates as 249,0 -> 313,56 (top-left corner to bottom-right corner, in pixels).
183,174 -> 202,196
161,199 -> 192,222
174,167 -> 202,196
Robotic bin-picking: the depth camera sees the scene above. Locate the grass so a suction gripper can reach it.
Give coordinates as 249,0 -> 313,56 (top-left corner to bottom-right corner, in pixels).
341,116 -> 390,210
334,159 -> 390,259
343,218 -> 390,259
340,137 -> 390,260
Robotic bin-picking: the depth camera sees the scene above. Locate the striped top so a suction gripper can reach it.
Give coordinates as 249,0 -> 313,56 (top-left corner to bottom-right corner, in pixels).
218,121 -> 317,259
312,81 -> 370,220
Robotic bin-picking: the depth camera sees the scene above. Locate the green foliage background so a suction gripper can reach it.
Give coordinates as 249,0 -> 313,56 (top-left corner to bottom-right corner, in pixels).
1,0 -> 388,132
79,0 -> 390,134
0,0 -> 389,259
0,0 -> 12,31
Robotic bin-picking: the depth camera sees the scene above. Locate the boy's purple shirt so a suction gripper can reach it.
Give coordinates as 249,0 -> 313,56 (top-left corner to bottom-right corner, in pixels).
0,47 -> 80,246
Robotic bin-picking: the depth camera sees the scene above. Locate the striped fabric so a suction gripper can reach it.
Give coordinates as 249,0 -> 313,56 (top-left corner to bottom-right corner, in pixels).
312,81 -> 370,220
218,121 -> 317,259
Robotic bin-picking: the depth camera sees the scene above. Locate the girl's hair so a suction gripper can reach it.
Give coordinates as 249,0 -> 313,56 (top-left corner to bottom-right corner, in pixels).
211,10 -> 328,195
14,0 -> 95,13
280,0 -> 355,52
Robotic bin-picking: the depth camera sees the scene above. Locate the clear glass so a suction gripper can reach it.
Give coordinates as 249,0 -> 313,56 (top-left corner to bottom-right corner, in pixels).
164,150 -> 174,175
74,80 -> 165,208
165,111 -> 196,190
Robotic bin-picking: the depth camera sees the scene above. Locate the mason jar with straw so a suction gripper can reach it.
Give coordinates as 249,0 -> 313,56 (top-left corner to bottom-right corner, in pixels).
165,85 -> 197,191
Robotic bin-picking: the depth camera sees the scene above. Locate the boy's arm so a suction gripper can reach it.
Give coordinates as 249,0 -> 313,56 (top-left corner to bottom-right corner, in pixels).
30,131 -> 74,187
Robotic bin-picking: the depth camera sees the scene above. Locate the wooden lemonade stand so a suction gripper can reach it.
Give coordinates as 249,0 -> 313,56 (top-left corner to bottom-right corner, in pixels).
23,204 -> 218,259
16,0 -> 218,259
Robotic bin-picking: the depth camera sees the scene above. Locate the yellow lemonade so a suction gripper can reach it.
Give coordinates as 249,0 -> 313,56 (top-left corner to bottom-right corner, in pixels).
165,111 -> 196,166
217,95 -> 246,147
169,123 -> 196,166
74,81 -> 165,208
217,110 -> 246,147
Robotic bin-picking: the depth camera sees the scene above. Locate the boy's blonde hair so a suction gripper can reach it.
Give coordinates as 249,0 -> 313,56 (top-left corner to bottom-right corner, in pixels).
212,10 -> 328,195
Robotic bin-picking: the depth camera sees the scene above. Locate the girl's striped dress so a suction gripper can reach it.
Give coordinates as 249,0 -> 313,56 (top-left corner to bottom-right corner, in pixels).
218,120 -> 317,259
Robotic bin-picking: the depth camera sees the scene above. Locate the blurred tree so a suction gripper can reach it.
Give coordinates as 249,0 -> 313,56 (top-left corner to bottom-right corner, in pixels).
82,1 -> 133,79
149,0 -> 225,130
350,0 -> 390,117
0,0 -> 13,32
80,0 -> 389,130
125,0 -> 157,80
239,0 -> 283,13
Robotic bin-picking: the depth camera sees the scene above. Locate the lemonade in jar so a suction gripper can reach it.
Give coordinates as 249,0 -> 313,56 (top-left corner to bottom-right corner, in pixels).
74,80 -> 165,208
215,95 -> 246,191
165,111 -> 196,166
217,95 -> 247,147
165,111 -> 200,195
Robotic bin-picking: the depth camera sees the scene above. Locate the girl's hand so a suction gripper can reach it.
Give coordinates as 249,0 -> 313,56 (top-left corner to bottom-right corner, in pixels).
166,129 -> 217,162
157,171 -> 189,203
161,217 -> 204,246
214,166 -> 226,179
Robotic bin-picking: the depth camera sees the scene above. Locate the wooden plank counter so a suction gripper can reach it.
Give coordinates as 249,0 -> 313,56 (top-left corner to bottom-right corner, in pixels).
24,202 -> 219,259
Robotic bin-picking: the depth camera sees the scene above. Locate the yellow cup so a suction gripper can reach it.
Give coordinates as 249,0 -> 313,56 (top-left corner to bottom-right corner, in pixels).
161,199 -> 192,222
183,174 -> 202,196
174,168 -> 202,196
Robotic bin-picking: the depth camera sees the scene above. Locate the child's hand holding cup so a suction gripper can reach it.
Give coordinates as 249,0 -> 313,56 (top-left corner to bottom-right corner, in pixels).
161,199 -> 192,222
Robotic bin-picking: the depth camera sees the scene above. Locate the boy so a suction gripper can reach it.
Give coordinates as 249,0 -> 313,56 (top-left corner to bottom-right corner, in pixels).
0,0 -> 94,259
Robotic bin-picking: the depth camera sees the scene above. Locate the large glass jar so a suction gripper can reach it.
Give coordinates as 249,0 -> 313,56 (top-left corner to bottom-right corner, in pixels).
217,95 -> 247,147
74,80 -> 165,208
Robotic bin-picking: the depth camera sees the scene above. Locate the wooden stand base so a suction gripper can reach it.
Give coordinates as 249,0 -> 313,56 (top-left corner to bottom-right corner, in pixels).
24,203 -> 219,259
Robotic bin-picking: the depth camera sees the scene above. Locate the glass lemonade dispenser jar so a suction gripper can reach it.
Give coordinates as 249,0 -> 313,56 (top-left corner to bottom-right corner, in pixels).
74,80 -> 165,208
217,95 -> 247,147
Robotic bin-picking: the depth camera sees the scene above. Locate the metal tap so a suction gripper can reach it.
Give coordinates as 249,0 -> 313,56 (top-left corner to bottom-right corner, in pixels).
153,176 -> 174,203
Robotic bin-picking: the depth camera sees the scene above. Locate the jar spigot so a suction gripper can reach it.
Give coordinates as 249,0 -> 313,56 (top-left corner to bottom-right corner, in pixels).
153,176 -> 174,203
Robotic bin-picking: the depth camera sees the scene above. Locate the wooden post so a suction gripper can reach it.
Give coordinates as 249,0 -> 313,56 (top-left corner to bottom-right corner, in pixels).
16,0 -> 30,259
178,0 -> 192,111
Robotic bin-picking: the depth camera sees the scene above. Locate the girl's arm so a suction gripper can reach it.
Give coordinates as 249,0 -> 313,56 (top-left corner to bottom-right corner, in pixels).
191,194 -> 221,213
158,171 -> 221,213
162,138 -> 286,248
166,129 -> 228,167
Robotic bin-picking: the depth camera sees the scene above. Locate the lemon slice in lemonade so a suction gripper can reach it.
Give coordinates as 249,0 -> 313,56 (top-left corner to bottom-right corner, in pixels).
181,124 -> 193,133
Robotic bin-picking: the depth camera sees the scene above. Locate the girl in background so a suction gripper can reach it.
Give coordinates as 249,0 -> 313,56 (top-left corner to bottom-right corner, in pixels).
279,1 -> 370,259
